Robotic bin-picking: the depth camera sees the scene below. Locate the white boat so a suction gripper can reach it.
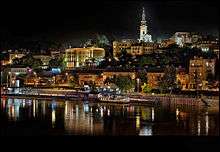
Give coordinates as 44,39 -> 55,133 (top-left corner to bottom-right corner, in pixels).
97,93 -> 130,103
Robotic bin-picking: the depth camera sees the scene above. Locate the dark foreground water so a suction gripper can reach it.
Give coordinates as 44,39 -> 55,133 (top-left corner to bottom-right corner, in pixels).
0,97 -> 219,136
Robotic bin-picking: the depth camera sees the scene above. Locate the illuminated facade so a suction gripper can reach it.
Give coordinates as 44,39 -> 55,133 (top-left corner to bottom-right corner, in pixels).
147,72 -> 164,89
77,70 -> 136,87
188,57 -> 216,89
78,73 -> 104,86
194,37 -> 219,52
113,39 -> 134,57
113,40 -> 157,58
9,52 -> 25,64
65,47 -> 105,69
103,71 -> 136,81
173,32 -> 192,47
159,39 -> 175,48
176,73 -> 190,90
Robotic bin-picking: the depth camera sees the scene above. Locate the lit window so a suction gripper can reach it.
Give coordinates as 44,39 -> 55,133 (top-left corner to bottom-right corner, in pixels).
206,62 -> 209,66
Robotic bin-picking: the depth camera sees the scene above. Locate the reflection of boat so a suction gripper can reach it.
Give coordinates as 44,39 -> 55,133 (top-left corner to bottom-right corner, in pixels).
97,93 -> 130,103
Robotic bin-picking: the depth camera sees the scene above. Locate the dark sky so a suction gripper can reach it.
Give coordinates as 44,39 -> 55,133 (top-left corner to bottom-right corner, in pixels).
1,0 -> 219,47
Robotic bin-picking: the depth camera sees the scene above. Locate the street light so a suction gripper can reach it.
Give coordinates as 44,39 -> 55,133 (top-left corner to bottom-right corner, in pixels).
137,78 -> 140,93
33,72 -> 37,87
7,72 -> 11,87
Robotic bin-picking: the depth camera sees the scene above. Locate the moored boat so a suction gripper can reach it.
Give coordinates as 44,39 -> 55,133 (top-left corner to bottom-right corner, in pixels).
97,93 -> 130,103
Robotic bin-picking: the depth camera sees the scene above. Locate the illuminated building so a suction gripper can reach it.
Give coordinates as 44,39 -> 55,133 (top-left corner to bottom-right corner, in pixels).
9,51 -> 25,64
113,39 -> 135,57
139,7 -> 152,42
33,55 -> 51,69
130,42 -> 158,55
77,70 -> 137,87
78,73 -> 104,86
147,71 -> 164,89
7,67 -> 28,87
176,69 -> 190,90
65,47 -> 105,69
113,40 -> 157,58
112,7 -> 157,58
173,32 -> 192,47
194,36 -> 219,52
103,70 -> 136,80
159,39 -> 175,48
188,56 -> 216,89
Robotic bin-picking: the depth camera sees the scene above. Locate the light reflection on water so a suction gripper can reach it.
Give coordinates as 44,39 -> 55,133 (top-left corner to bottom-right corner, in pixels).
0,97 -> 219,136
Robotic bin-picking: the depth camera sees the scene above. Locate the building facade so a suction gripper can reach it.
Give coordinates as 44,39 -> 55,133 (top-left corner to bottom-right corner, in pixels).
113,40 -> 157,58
173,32 -> 192,47
147,72 -> 164,89
9,52 -> 25,64
65,47 -> 105,69
78,73 -> 104,86
188,56 -> 215,90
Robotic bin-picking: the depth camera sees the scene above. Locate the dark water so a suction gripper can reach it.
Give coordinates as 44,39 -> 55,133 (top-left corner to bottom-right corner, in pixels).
0,97 -> 219,136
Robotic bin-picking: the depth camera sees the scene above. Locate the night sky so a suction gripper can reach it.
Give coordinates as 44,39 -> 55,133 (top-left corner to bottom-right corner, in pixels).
1,0 -> 219,47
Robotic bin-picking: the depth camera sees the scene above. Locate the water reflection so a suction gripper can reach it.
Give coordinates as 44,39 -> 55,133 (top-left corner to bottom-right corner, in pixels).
205,112 -> 209,135
198,119 -> 201,136
0,97 -> 219,136
139,126 -> 153,136
151,107 -> 155,122
52,108 -> 56,128
136,115 -> 140,130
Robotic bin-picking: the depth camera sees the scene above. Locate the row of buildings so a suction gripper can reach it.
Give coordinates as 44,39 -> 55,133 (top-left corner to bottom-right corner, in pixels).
1,7 -> 218,92
4,55 -> 217,91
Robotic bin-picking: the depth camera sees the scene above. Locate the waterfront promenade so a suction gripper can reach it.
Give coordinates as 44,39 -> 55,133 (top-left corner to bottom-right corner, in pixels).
1,88 -> 218,112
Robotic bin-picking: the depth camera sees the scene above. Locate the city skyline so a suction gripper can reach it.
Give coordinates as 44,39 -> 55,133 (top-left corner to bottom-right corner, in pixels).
1,1 -> 219,48
1,0 -> 219,138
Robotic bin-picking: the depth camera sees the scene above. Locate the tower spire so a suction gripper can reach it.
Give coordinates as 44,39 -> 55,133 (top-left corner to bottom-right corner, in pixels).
141,7 -> 146,26
142,7 -> 146,21
139,6 -> 152,42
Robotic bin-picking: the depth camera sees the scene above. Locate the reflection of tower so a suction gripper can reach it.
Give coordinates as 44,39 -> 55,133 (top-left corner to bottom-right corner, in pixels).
151,107 -> 154,121
139,7 -> 152,42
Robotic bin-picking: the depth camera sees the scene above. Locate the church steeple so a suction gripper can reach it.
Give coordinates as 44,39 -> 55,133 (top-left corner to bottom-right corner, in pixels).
141,7 -> 146,25
139,7 -> 152,42
142,7 -> 146,21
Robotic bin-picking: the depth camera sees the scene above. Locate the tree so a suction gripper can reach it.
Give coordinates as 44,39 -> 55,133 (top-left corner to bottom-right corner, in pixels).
139,56 -> 155,67
114,76 -> 135,93
12,58 -> 22,65
12,53 -> 43,70
158,65 -> 177,93
118,48 -> 132,67
69,75 -> 79,88
96,34 -> 110,47
136,70 -> 147,85
206,72 -> 214,83
96,34 -> 112,58
141,83 -> 152,93
48,57 -> 65,70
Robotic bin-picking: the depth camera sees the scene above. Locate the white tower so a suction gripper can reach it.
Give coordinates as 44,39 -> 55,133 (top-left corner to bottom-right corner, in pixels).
139,7 -> 152,42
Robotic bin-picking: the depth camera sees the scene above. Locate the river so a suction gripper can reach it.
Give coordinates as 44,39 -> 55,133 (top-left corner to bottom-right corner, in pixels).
0,97 -> 219,136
